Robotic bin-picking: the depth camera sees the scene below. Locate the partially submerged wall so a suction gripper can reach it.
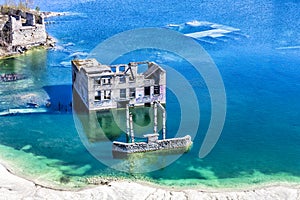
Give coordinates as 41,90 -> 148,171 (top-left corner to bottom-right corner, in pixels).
112,135 -> 192,154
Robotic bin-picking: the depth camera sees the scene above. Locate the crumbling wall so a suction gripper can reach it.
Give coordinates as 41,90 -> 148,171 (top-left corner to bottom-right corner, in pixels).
112,135 -> 192,153
0,7 -> 47,52
10,24 -> 47,47
0,15 -> 10,47
72,62 -> 90,108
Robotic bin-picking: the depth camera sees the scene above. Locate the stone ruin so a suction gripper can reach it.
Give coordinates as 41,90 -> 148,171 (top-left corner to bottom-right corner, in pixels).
0,6 -> 47,54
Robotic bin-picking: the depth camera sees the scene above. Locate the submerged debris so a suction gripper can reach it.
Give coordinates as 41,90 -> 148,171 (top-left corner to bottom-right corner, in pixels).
85,177 -> 115,185
59,176 -> 70,184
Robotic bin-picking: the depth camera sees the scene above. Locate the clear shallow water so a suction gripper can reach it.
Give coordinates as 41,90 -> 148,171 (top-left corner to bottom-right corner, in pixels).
0,0 -> 300,188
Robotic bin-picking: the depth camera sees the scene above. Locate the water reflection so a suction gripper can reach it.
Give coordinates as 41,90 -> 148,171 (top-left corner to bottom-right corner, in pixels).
73,88 -> 162,143
132,107 -> 151,127
0,48 -> 49,110
72,89 -> 186,173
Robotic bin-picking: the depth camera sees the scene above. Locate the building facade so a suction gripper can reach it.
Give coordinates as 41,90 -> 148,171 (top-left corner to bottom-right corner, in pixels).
72,59 -> 166,110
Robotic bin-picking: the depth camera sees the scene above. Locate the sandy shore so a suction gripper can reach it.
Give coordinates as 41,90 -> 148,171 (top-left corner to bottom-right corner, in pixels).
0,163 -> 300,200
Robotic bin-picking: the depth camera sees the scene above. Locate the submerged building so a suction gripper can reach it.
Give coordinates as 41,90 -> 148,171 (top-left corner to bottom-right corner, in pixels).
71,59 -> 166,110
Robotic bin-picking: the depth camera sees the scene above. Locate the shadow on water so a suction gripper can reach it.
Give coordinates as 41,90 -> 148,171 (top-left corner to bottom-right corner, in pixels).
0,49 -> 50,110
43,85 -> 72,112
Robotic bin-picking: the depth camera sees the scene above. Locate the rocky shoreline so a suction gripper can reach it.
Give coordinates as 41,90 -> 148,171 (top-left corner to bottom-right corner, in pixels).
0,35 -> 55,59
0,162 -> 299,199
41,11 -> 67,18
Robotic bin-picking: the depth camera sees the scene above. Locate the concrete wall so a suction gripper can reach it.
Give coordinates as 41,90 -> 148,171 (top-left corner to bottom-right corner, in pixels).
112,135 -> 192,154
10,24 -> 47,47
72,61 -> 166,111
1,9 -> 47,49
90,67 -> 166,109
72,64 -> 89,109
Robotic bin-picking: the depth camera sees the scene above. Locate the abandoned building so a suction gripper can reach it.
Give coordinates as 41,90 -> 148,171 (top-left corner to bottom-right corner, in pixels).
0,7 -> 47,52
71,59 -> 166,110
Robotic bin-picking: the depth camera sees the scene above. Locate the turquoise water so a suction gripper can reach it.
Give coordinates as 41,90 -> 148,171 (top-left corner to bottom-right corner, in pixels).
0,0 -> 300,188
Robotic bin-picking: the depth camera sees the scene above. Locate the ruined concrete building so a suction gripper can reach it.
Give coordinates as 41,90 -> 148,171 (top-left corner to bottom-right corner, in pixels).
0,7 -> 47,53
72,59 -> 166,110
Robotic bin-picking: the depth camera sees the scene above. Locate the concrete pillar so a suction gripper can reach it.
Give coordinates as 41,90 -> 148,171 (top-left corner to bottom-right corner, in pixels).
162,108 -> 166,140
129,113 -> 134,143
126,104 -> 130,138
157,101 -> 166,140
150,86 -> 154,98
101,91 -> 104,101
154,102 -> 158,134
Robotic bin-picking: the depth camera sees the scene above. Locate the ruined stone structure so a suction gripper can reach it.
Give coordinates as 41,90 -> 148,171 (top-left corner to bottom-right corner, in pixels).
72,59 -> 166,110
0,7 -> 47,54
112,101 -> 192,156
112,135 -> 192,155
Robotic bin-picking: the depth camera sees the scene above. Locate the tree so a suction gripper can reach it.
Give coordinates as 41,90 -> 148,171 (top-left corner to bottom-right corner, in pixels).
2,0 -> 35,11
3,0 -> 17,7
18,0 -> 34,9
24,0 -> 34,9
